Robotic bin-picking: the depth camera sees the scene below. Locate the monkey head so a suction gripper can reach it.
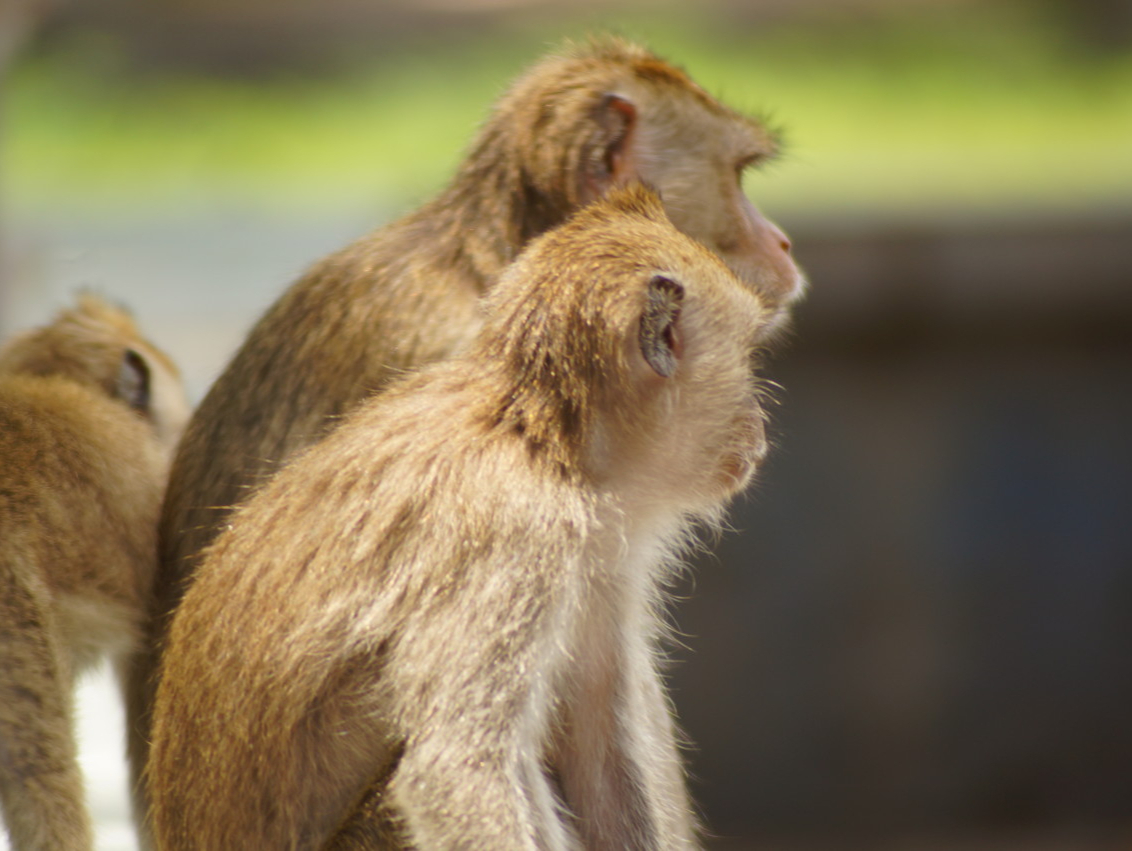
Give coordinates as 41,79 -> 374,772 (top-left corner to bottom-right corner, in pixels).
0,295 -> 190,446
486,37 -> 805,338
480,183 -> 770,515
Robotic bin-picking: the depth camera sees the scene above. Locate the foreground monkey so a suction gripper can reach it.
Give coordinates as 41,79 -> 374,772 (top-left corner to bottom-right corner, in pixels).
0,296 -> 188,851
139,40 -> 802,813
149,186 -> 773,850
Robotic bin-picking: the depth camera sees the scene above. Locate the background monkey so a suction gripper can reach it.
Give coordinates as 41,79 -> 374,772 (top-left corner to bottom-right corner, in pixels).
0,296 -> 189,851
149,185 -> 772,850
139,38 -> 802,813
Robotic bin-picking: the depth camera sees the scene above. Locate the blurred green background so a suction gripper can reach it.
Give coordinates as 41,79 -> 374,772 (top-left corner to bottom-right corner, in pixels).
2,1 -> 1131,849
5,0 -> 1132,217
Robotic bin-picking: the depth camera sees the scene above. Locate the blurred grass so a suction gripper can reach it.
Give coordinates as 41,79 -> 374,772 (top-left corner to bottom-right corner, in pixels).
4,3 -> 1132,219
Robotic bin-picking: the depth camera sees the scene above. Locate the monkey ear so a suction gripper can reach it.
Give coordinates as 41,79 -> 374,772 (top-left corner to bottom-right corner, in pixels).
639,275 -> 684,378
586,94 -> 638,199
116,348 -> 152,415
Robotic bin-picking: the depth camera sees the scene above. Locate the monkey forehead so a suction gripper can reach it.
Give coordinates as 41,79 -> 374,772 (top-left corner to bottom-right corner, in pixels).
557,37 -> 755,116
508,37 -> 777,158
619,76 -> 777,161
598,41 -> 778,157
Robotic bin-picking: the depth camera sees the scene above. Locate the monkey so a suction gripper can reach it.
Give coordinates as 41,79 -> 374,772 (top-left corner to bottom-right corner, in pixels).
147,184 -> 772,851
0,295 -> 189,851
133,38 -> 803,827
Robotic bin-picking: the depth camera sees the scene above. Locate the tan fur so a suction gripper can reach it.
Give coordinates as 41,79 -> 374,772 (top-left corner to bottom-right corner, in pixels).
148,186 -> 771,850
0,296 -> 189,851
136,42 -> 801,828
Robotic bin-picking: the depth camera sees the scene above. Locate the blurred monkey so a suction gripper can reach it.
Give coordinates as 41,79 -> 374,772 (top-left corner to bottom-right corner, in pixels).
0,296 -> 189,851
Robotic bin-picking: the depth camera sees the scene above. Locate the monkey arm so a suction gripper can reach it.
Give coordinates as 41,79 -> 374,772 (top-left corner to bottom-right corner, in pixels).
0,558 -> 94,851
551,585 -> 700,851
383,728 -> 569,851
374,544 -> 583,851
623,646 -> 702,849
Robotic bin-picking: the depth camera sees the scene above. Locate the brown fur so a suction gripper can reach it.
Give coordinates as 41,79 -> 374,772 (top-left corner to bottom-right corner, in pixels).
0,296 -> 189,851
148,185 -> 771,850
136,42 -> 801,825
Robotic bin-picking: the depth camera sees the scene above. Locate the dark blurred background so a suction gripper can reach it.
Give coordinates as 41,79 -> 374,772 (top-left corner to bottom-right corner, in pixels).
2,1 -> 1130,849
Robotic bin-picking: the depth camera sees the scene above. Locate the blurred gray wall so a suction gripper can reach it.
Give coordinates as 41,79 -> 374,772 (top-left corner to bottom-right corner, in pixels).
672,213 -> 1132,843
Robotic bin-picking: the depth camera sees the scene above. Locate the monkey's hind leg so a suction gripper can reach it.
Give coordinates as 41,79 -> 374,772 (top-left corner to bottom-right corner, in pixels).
0,562 -> 93,851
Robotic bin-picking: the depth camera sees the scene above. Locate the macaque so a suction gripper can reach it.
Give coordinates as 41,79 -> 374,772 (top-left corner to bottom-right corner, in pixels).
149,185 -> 772,850
135,39 -> 802,817
0,296 -> 189,851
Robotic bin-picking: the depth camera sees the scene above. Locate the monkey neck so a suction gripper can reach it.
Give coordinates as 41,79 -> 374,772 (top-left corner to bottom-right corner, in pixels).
464,361 -> 589,485
423,132 -> 572,293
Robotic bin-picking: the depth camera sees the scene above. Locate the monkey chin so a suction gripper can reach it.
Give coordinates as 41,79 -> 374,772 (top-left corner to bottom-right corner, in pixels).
713,408 -> 768,495
716,447 -> 760,494
760,278 -> 808,344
